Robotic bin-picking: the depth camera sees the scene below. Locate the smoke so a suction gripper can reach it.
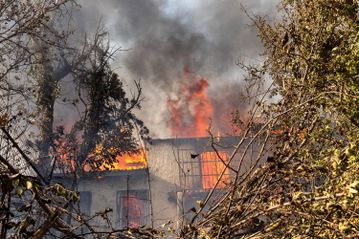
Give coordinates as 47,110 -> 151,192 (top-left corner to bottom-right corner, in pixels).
75,0 -> 279,138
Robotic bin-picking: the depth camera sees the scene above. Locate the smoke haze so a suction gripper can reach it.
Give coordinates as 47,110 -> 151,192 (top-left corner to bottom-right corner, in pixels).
74,0 -> 279,138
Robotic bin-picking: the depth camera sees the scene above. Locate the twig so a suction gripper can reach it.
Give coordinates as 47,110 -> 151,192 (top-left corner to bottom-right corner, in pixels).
1,127 -> 48,184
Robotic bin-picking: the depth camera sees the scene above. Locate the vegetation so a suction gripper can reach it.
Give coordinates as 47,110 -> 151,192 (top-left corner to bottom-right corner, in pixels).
0,0 -> 358,238
182,0 -> 359,238
53,32 -> 149,174
0,0 -> 149,238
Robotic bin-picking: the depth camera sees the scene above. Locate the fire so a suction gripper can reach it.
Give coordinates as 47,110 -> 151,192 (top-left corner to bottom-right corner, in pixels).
200,151 -> 230,189
98,148 -> 148,171
168,68 -> 214,137
54,136 -> 148,172
83,146 -> 148,172
54,138 -> 77,172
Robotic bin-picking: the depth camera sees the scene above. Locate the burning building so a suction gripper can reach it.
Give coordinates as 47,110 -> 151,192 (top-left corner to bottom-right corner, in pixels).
54,135 -> 264,230
50,56 -> 262,231
52,67 -> 263,231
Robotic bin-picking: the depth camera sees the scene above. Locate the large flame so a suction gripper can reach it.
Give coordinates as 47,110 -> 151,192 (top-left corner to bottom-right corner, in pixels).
168,68 -> 213,137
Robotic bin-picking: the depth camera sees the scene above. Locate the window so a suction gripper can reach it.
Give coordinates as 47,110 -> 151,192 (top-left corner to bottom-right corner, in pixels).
77,191 -> 92,235
79,191 -> 92,216
200,151 -> 230,189
178,149 -> 230,190
178,148 -> 202,190
117,190 -> 150,228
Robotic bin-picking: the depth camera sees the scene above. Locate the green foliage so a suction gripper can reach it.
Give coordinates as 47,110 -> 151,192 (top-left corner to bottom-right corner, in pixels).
254,0 -> 359,237
181,1 -> 358,238
63,33 -> 150,171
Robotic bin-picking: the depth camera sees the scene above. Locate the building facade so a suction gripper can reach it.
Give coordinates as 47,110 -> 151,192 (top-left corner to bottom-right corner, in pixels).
55,136 -> 264,231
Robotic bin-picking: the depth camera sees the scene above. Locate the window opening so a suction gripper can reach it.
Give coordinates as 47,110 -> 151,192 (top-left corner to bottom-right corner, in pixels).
117,190 -> 150,228
200,151 -> 230,189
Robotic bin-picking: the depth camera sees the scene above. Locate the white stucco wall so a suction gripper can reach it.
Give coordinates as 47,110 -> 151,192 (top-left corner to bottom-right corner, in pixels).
54,136 -> 266,231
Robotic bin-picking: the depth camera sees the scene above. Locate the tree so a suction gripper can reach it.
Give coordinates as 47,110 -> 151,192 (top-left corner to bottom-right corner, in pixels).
0,1 -> 81,237
0,1 -> 151,238
32,24 -> 73,178
253,1 -> 359,237
69,32 -> 149,172
0,0 -> 72,84
0,0 -> 77,179
180,0 -> 358,238
31,24 -> 149,177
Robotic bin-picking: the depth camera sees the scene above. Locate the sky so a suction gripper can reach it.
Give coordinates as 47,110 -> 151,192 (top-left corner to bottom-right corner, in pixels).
71,0 -> 280,138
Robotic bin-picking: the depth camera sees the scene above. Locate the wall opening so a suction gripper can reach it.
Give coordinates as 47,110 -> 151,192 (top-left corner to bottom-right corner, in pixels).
117,190 -> 150,228
200,151 -> 230,189
179,149 -> 230,190
77,191 -> 92,234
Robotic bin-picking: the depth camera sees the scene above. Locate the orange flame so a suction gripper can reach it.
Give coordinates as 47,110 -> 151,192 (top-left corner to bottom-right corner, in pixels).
200,151 -> 230,189
99,148 -> 148,171
168,68 -> 213,137
55,138 -> 148,172
83,146 -> 148,172
54,138 -> 77,172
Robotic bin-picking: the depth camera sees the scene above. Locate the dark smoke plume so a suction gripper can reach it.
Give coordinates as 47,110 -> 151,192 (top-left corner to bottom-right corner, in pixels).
75,0 -> 279,138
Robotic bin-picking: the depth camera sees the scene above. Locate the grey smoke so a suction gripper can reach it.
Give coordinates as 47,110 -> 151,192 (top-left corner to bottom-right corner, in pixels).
75,0 -> 279,138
